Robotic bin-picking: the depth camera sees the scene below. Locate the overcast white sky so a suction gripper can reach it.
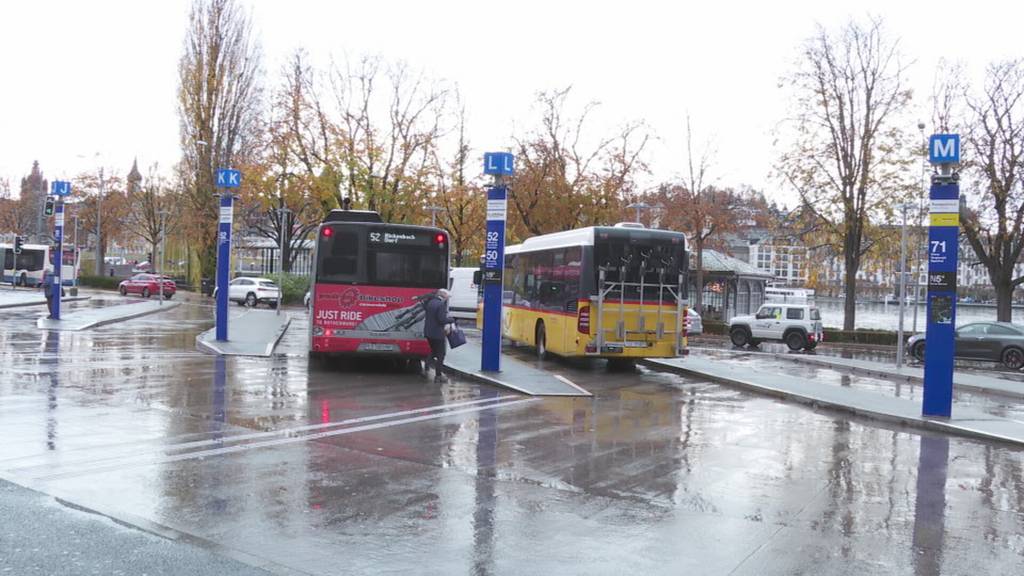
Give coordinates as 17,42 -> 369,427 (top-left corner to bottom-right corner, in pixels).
2,0 -> 1021,206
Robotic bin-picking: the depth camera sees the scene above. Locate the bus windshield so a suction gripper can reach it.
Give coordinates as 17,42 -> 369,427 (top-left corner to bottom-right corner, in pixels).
594,235 -> 687,302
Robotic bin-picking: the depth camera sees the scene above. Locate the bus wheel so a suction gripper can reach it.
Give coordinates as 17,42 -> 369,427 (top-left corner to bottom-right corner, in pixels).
608,358 -> 636,371
405,359 -> 423,374
535,322 -> 548,360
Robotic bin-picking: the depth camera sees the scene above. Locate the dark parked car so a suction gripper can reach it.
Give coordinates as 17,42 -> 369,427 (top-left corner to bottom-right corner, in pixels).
908,321 -> 1024,369
119,274 -> 176,299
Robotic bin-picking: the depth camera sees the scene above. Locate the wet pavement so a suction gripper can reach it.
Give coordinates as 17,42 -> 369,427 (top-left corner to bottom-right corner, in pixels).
1,291 -> 1023,574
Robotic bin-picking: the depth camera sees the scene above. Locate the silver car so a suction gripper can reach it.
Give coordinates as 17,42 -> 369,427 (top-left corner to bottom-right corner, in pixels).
686,308 -> 703,335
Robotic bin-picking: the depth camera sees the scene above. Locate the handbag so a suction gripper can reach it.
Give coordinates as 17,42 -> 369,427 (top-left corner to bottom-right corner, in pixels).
446,323 -> 467,348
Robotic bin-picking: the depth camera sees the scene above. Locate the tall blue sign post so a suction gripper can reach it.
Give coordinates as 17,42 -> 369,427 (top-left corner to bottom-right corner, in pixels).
50,180 -> 72,321
215,169 -> 241,342
481,152 -> 514,372
922,134 -> 960,418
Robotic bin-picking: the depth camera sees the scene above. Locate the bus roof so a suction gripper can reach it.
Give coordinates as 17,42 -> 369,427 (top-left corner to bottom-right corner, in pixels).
506,226 -> 687,256
323,209 -> 383,223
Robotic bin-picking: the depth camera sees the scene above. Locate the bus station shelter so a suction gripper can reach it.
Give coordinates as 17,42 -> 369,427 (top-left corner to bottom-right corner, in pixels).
690,249 -> 773,322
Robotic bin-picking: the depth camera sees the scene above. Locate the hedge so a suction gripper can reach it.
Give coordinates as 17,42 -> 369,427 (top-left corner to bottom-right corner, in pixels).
703,320 -> 901,345
79,274 -> 120,290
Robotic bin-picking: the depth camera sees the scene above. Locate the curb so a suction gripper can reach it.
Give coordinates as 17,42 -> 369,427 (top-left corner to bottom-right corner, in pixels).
690,345 -> 1024,400
641,358 -> 1024,448
442,364 -> 591,397
196,313 -> 292,357
0,296 -> 91,310
36,301 -> 180,331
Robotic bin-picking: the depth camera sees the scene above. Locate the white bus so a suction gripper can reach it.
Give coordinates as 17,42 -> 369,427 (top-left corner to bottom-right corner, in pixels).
1,243 -> 78,288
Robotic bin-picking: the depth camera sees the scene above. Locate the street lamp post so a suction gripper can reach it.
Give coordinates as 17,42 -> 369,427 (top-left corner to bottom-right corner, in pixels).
73,214 -> 79,296
626,201 -> 651,224
897,202 -> 913,368
158,209 -> 169,305
77,153 -> 105,276
913,122 -> 928,334
426,205 -> 443,227
275,206 -> 291,316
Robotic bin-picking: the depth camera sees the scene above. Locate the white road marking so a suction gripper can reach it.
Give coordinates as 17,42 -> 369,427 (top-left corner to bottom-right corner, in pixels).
25,397 -> 537,482
5,395 -> 520,471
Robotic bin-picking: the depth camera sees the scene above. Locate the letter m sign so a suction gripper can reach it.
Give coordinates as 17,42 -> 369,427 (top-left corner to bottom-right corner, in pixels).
928,134 -> 960,165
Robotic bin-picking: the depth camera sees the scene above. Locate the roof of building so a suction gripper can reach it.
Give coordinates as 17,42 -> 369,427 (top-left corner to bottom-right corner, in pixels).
698,249 -> 773,278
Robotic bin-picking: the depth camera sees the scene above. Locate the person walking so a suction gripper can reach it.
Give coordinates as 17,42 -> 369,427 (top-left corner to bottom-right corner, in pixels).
423,288 -> 455,383
41,268 -> 56,319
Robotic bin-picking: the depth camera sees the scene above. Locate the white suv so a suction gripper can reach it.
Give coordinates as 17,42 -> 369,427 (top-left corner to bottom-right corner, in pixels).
728,303 -> 824,351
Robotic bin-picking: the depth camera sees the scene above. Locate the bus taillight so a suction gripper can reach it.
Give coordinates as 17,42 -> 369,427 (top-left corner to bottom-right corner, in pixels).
322,227 -> 334,237
434,233 -> 446,246
578,306 -> 590,334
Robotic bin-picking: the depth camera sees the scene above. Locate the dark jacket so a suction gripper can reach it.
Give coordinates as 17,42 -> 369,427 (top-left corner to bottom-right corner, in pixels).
42,270 -> 55,291
423,295 -> 453,341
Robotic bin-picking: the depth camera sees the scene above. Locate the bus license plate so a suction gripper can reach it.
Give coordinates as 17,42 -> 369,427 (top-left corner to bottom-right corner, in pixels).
359,343 -> 399,353
623,341 -> 648,348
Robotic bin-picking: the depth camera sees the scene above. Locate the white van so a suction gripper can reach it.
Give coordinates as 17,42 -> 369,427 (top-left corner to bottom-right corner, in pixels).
448,267 -> 480,320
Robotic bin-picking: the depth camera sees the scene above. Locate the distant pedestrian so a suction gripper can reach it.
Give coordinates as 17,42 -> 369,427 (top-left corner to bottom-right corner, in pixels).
41,268 -> 56,319
423,288 -> 455,383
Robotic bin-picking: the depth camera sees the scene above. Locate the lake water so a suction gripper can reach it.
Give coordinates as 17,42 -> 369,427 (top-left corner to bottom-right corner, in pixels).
809,298 -> 1023,331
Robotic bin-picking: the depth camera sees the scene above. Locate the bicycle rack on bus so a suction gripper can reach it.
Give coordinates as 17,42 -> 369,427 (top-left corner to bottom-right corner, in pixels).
593,264 -> 686,356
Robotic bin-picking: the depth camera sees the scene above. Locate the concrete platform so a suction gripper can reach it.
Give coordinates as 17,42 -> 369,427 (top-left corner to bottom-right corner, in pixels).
0,292 -> 90,309
794,353 -> 1024,398
645,355 -> 1024,447
36,300 -> 179,331
445,340 -> 591,397
738,349 -> 1024,399
196,310 -> 291,357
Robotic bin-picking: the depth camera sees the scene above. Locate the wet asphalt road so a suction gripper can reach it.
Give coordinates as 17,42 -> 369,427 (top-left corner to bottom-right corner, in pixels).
1,291 -> 1023,575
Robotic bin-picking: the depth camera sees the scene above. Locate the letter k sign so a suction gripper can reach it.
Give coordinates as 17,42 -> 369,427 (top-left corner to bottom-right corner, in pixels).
216,169 -> 242,188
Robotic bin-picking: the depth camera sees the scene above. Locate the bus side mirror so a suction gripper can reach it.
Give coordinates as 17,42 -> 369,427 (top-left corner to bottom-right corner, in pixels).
472,270 -> 482,285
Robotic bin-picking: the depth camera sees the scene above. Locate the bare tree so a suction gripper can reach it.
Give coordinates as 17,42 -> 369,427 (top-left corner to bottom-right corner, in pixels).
124,165 -> 179,271
331,57 -> 448,223
959,60 -> 1024,321
0,178 -> 36,235
511,87 -> 650,240
777,17 -> 915,330
434,97 -> 485,266
177,0 -> 262,283
675,115 -> 731,315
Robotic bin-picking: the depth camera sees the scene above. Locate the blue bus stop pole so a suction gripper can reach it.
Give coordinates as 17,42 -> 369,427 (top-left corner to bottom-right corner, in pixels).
922,134 -> 960,418
53,201 -> 64,320
215,193 -> 233,341
481,152 -> 514,372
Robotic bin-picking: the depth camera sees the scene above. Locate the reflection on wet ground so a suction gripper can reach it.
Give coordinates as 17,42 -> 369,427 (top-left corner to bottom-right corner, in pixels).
1,292 -> 1023,574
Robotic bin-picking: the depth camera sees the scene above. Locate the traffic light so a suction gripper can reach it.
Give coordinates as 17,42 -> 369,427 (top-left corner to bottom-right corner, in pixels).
14,236 -> 23,255
44,197 -> 55,217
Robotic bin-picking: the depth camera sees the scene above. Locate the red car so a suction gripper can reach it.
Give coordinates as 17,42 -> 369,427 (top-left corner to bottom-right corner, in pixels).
118,273 -> 176,299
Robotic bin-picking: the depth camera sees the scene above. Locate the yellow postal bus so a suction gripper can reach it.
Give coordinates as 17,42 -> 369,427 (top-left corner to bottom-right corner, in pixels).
498,223 -> 689,366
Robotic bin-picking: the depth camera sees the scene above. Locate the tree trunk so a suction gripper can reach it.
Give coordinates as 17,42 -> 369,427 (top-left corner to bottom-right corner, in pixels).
843,253 -> 857,331
695,239 -> 704,317
995,281 -> 1013,322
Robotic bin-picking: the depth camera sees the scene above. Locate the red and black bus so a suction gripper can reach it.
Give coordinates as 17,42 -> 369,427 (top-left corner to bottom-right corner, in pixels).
308,209 -> 449,361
